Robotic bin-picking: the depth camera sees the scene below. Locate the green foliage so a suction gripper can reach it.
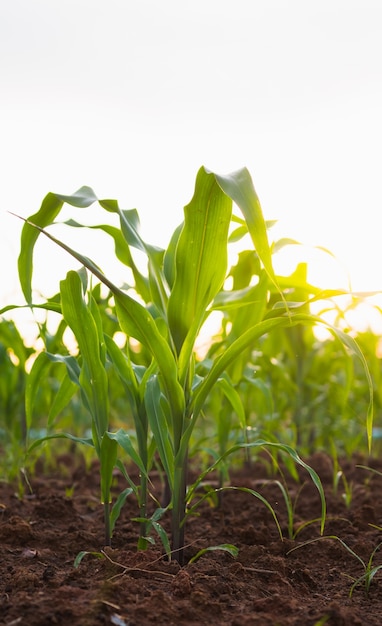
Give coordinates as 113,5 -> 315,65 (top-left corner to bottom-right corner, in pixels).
188,543 -> 238,564
289,535 -> 382,597
0,320 -> 32,492
1,164 -> 375,564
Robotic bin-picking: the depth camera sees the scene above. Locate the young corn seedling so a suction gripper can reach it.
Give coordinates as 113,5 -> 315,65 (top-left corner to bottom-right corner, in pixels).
288,536 -> 382,597
330,441 -> 354,508
347,541 -> 382,598
184,439 -> 327,545
12,166 -> 373,564
0,319 -> 34,495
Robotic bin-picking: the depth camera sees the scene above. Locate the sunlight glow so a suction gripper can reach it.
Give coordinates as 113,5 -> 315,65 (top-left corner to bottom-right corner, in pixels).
1,2 -> 382,337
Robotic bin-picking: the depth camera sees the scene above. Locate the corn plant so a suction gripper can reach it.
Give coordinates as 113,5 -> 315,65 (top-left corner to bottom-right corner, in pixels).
11,166 -> 373,563
0,319 -> 33,493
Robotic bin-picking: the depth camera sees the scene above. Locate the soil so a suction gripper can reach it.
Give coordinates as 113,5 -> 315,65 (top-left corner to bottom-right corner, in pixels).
1,451 -> 382,626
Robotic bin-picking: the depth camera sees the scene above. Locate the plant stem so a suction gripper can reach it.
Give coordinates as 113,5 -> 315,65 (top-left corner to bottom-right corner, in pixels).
104,501 -> 111,546
171,454 -> 188,565
139,472 -> 148,539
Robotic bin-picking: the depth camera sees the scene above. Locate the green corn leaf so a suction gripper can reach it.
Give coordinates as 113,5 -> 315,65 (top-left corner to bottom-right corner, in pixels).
230,249 -> 262,290
44,352 -> 81,386
0,301 -> 62,316
114,460 -> 141,497
246,377 -> 274,419
216,377 -> 246,429
0,319 -> 33,364
211,285 -> 268,310
99,202 -> 152,253
24,348 -> 79,432
27,432 -> 94,454
100,433 -> 119,505
191,315 -> 296,420
214,167 -> 276,285
99,201 -> 168,314
25,352 -> 51,430
149,506 -> 167,523
16,186 -> 98,304
53,187 -> 99,208
63,220 -> 150,302
151,520 -> 172,560
47,371 -> 79,427
110,487 -> 134,535
15,213 -> 119,294
254,441 -> 326,534
188,543 -> 239,564
16,212 -> 185,425
145,376 -> 175,490
188,439 -> 326,536
89,291 -> 107,364
64,219 -> 137,266
163,222 -> 183,289
16,214 -> 174,384
104,334 -> 139,412
114,291 -> 185,421
272,237 -> 301,252
228,224 -> 249,242
73,551 -> 105,569
167,166 -> 232,366
287,313 -> 374,450
60,270 -> 109,444
191,311 -> 373,448
106,429 -> 149,480
104,334 -> 152,469
17,195 -> 64,304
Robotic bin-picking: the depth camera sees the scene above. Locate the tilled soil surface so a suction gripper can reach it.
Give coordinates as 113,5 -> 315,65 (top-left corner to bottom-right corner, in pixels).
1,451 -> 382,625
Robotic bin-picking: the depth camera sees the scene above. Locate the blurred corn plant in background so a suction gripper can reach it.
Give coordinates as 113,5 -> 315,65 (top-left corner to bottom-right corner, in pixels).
0,319 -> 32,494
1,166 -> 374,563
196,247 -> 377,466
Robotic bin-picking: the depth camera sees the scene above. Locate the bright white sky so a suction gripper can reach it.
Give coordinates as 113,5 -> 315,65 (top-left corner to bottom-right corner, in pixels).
1,0 -> 382,335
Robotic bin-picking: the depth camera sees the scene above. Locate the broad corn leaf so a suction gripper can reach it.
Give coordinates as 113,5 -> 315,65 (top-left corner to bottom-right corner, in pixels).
53,187 -> 98,208
167,167 -> 232,357
17,187 -> 97,304
18,194 -> 64,304
25,352 -> 51,430
214,168 -> 276,285
110,488 -> 134,535
27,432 -> 94,454
216,377 -> 246,429
107,429 -> 149,480
64,220 -> 150,302
60,270 -> 109,444
104,334 -> 139,412
16,212 -> 185,425
25,350 -> 79,431
99,201 -> 168,314
48,372 -> 79,427
113,292 -> 185,422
